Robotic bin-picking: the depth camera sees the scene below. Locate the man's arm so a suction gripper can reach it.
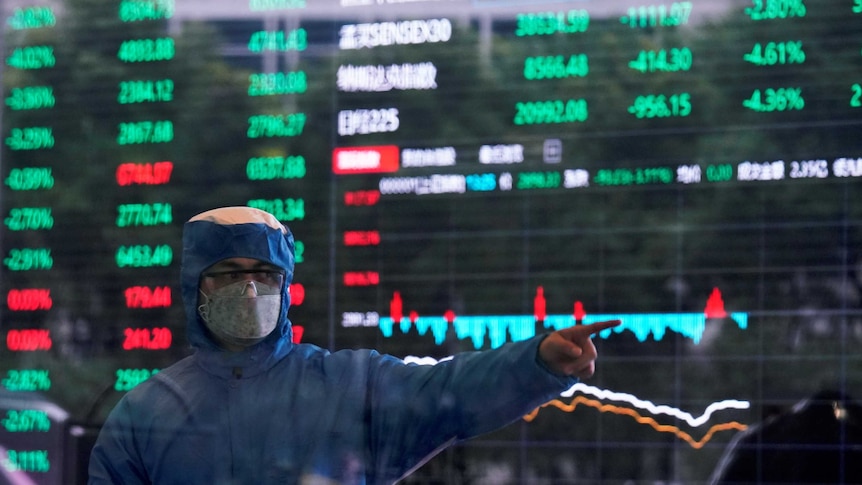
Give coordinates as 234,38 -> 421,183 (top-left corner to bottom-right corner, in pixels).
365,319 -> 620,480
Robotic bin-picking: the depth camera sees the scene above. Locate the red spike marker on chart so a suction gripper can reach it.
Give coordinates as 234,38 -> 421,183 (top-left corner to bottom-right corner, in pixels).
534,286 -> 547,322
573,301 -> 587,323
704,287 -> 728,319
444,309 -> 456,324
390,291 -> 403,323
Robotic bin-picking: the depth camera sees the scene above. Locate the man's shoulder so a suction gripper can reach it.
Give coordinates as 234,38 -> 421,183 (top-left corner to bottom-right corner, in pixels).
115,355 -> 196,402
287,343 -> 403,373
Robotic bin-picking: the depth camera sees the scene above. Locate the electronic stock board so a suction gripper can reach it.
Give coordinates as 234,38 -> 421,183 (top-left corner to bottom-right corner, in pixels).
2,0 -> 862,482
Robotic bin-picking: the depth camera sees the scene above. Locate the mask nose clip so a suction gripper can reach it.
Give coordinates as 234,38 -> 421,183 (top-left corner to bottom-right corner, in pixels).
239,281 -> 258,296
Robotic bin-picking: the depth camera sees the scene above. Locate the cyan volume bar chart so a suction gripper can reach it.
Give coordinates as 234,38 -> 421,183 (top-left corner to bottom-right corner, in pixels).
379,287 -> 748,349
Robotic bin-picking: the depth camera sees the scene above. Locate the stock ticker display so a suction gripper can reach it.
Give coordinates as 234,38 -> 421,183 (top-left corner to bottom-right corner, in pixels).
2,0 -> 862,482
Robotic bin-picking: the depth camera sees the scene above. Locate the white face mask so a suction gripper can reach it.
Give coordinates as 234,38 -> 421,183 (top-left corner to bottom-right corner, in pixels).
198,280 -> 282,348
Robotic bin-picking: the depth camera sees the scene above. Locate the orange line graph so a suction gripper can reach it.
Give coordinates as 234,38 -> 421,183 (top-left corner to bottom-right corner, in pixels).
524,396 -> 748,449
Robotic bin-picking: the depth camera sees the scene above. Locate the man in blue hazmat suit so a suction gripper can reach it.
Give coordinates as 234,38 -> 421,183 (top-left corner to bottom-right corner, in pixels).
88,206 -> 619,485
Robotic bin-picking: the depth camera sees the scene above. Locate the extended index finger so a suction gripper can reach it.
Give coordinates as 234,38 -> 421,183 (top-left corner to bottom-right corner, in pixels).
578,319 -> 621,337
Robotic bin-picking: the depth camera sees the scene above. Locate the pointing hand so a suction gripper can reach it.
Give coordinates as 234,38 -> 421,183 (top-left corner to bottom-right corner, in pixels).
538,320 -> 620,378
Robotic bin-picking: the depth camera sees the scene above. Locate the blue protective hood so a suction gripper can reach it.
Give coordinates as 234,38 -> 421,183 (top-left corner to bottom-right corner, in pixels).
180,207 -> 295,352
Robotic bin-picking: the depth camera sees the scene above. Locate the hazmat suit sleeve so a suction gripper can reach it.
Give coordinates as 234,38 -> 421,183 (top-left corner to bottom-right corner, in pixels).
364,334 -> 575,482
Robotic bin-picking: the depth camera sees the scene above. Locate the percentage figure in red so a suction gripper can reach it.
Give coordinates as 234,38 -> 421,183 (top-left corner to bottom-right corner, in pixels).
7,329 -> 52,351
6,289 -> 52,311
122,327 -> 172,350
124,286 -> 171,308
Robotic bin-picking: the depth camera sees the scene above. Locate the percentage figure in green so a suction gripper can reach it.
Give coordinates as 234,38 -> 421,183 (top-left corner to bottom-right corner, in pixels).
7,7 -> 56,29
4,450 -> 50,473
5,167 -> 54,190
745,0 -> 806,20
743,41 -> 805,65
2,369 -> 51,392
2,410 -> 51,432
5,86 -> 55,110
6,46 -> 55,69
4,207 -> 54,231
706,164 -> 734,182
4,248 -> 53,271
742,87 -> 805,112
5,127 -> 54,150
